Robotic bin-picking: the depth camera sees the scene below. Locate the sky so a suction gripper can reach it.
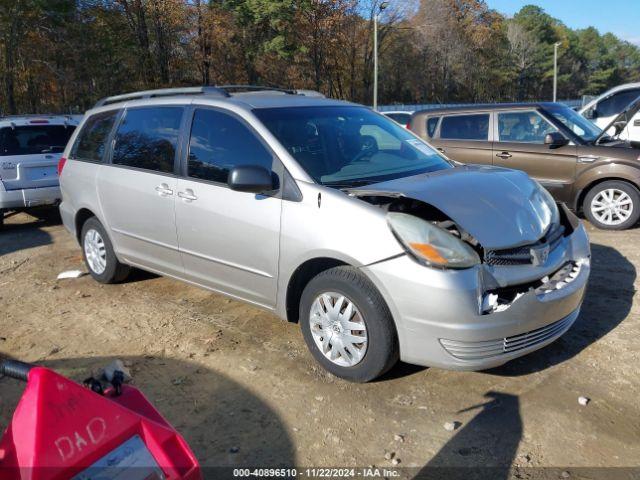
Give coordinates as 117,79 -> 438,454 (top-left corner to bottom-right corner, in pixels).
486,0 -> 640,46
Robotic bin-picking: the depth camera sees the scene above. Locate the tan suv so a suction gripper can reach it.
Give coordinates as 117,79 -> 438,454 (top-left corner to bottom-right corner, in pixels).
410,101 -> 640,230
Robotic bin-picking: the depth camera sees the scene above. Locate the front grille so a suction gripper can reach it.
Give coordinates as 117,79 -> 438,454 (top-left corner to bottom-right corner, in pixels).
439,314 -> 575,361
485,224 -> 565,266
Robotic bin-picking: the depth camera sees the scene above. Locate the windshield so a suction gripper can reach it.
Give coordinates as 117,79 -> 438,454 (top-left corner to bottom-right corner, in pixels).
544,105 -> 602,143
254,106 -> 451,187
0,125 -> 75,156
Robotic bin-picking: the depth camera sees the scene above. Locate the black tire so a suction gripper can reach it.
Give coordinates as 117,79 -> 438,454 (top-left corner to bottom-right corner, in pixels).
583,180 -> 640,230
0,210 -> 4,229
299,266 -> 399,382
80,217 -> 130,283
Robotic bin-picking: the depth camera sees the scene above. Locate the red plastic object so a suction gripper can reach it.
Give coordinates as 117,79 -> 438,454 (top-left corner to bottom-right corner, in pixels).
0,367 -> 201,480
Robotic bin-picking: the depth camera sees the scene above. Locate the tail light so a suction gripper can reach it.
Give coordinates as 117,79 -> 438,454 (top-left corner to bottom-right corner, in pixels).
406,122 -> 411,130
57,156 -> 67,176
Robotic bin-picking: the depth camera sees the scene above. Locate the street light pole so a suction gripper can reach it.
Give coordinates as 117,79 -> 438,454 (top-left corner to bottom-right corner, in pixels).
373,2 -> 388,110
553,42 -> 561,102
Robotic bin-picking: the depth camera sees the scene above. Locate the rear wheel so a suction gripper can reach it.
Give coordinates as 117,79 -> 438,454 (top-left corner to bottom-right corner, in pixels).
81,217 -> 130,283
299,266 -> 398,382
584,181 -> 640,230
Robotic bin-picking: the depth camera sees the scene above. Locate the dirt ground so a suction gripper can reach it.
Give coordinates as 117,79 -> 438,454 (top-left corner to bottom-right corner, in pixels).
1,209 -> 639,479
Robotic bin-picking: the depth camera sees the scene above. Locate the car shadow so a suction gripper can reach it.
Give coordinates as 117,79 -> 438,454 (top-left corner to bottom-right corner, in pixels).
487,243 -> 635,377
414,391 -> 522,480
0,209 -> 59,257
0,355 -> 294,476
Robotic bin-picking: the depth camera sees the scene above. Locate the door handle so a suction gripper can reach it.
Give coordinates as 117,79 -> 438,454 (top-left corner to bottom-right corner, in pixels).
178,189 -> 198,202
578,155 -> 599,164
155,183 -> 174,196
496,152 -> 512,159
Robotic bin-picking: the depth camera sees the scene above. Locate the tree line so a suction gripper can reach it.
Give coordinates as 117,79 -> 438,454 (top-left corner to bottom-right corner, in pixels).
1,0 -> 639,115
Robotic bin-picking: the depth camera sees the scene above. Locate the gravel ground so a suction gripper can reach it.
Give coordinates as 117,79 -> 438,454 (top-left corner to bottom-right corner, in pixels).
1,209 -> 639,479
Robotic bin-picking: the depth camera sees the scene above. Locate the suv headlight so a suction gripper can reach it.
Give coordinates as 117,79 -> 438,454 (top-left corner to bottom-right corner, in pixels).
387,212 -> 480,269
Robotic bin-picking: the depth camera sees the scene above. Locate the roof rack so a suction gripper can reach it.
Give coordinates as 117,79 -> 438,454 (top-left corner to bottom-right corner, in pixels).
219,85 -> 325,98
93,85 -> 326,108
93,86 -> 230,108
218,85 -> 297,95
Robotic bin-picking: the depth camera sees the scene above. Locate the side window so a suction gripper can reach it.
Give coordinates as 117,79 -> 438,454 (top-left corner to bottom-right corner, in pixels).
71,111 -> 118,162
426,117 -> 440,138
597,89 -> 640,117
187,109 -> 273,184
498,111 -> 557,144
112,107 -> 183,173
440,114 -> 489,141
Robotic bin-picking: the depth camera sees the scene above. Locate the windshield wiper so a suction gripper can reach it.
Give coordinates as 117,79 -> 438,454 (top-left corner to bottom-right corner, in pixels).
323,179 -> 375,189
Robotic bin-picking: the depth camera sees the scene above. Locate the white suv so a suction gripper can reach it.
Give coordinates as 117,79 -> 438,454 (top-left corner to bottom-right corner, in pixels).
0,115 -> 80,226
580,83 -> 640,142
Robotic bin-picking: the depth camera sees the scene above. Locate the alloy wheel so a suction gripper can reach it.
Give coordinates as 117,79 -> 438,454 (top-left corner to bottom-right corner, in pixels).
590,188 -> 634,226
84,228 -> 107,274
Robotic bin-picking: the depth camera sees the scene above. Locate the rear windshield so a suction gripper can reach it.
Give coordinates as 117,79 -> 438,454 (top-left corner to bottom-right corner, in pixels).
254,106 -> 451,187
0,125 -> 75,156
385,112 -> 411,125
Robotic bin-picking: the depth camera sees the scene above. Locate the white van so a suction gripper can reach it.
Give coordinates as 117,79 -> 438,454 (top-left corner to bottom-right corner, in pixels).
0,115 -> 80,226
580,83 -> 640,142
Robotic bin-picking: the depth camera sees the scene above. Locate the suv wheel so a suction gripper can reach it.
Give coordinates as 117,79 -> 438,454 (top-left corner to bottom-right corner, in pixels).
81,217 -> 130,283
584,181 -> 640,230
299,266 -> 398,382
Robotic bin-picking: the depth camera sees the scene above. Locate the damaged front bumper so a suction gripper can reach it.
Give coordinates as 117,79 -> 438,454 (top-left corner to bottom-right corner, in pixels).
361,216 -> 590,371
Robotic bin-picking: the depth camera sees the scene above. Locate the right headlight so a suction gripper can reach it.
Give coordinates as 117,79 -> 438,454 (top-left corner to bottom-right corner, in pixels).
387,212 -> 480,269
532,181 -> 560,232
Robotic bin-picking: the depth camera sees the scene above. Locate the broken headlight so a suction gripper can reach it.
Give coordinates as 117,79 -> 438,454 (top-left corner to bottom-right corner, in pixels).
533,181 -> 560,231
387,212 -> 480,269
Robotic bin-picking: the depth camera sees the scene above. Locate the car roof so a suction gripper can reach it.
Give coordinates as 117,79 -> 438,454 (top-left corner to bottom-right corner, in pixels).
224,92 -> 355,109
0,115 -> 81,127
412,102 -> 561,117
89,86 -> 356,114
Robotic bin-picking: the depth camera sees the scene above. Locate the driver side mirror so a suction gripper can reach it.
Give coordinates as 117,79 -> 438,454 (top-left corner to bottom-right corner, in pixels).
544,132 -> 569,148
228,165 -> 277,194
584,108 -> 598,120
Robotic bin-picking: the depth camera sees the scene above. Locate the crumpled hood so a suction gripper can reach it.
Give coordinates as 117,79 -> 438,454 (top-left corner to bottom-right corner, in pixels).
352,165 -> 555,250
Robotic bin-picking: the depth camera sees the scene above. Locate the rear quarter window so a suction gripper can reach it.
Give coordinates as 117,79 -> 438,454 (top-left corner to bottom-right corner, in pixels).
440,114 -> 490,141
426,117 -> 440,138
71,110 -> 119,162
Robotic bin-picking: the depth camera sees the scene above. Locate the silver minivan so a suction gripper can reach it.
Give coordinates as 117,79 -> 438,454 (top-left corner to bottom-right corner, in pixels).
59,87 -> 591,382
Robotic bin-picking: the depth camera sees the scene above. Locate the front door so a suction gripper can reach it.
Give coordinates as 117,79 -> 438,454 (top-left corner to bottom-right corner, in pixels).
492,110 -> 577,203
97,106 -> 185,276
429,112 -> 493,165
175,107 -> 281,308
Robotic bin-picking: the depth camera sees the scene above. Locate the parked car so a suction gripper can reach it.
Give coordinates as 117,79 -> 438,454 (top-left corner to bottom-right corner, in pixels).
382,111 -> 413,128
410,101 -> 640,230
580,83 -> 640,142
59,86 -> 590,382
0,115 -> 80,227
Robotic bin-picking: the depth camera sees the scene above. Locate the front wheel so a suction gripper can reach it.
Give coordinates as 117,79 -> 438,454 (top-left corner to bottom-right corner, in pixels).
584,181 -> 640,230
81,217 -> 130,283
299,266 -> 398,382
